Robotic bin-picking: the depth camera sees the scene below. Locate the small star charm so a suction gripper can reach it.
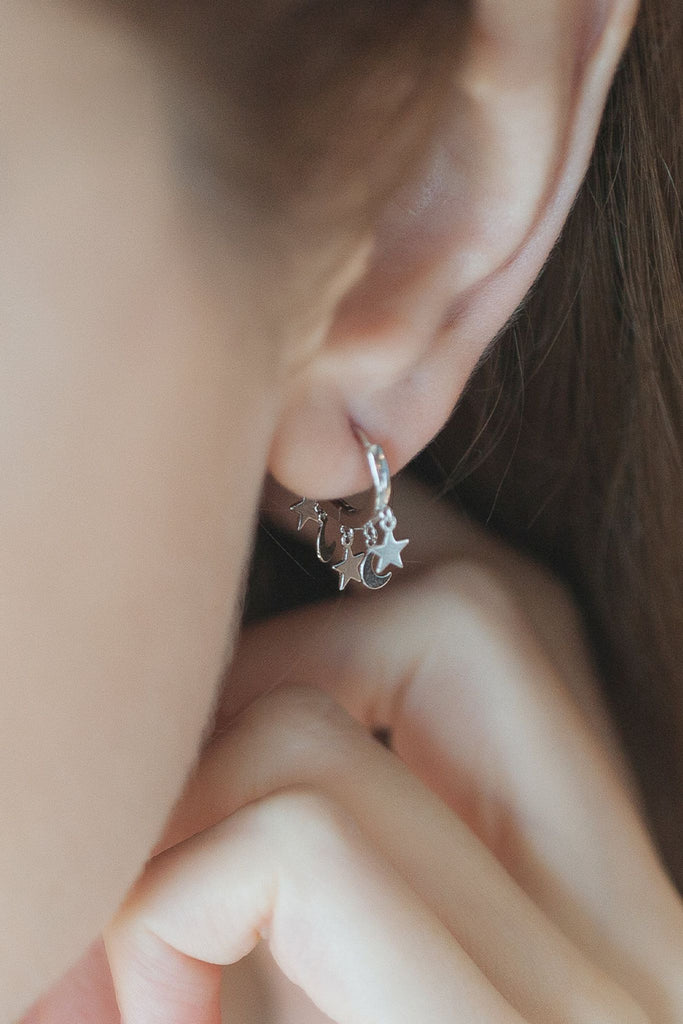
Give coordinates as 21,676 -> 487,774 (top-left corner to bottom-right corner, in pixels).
371,529 -> 409,573
332,545 -> 365,590
290,497 -> 321,532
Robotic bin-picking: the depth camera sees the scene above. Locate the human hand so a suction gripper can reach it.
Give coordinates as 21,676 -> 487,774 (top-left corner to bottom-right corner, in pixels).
98,516 -> 683,1022
18,481 -> 683,1024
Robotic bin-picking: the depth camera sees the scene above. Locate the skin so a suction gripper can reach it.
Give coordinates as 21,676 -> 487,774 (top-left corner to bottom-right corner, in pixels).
26,483 -> 683,1023
1,2 -> 278,1013
4,0 -> 674,1020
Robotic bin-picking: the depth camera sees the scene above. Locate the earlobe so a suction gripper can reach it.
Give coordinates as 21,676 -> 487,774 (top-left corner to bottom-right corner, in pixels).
268,0 -> 639,502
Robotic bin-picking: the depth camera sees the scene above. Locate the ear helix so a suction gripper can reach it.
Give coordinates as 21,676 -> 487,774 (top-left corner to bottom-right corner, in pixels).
289,428 -> 409,591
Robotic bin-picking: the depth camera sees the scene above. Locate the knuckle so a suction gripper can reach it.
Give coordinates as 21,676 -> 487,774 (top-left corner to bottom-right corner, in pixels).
257,785 -> 354,857
262,681 -> 340,717
433,550 -> 585,642
253,683 -> 354,743
426,556 -> 529,639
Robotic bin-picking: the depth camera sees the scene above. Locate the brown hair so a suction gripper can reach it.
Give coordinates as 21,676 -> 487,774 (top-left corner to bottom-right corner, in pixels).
99,0 -> 682,888
426,0 -> 683,889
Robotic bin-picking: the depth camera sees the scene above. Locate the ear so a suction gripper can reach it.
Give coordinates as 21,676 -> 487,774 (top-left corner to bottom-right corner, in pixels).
268,0 -> 639,500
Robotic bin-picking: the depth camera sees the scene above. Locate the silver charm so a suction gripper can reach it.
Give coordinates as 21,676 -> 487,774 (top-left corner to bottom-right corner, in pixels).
315,507 -> 336,564
360,549 -> 392,589
289,428 -> 409,591
357,518 -> 392,589
289,497 -> 337,564
290,497 -> 322,532
332,527 -> 365,591
354,430 -> 409,590
368,508 -> 409,574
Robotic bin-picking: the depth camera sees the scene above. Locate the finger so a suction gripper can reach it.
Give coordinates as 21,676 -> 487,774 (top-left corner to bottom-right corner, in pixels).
154,685 -> 646,1024
18,938 -> 119,1024
264,472 -> 640,775
213,568 -> 682,1011
106,787 -> 528,1024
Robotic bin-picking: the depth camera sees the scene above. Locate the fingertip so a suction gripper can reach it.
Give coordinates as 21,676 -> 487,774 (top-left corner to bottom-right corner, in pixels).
105,925 -> 223,1024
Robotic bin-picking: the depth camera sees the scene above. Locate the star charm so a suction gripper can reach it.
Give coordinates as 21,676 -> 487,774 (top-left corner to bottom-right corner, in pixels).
332,545 -> 365,590
290,497 -> 321,532
371,529 -> 409,573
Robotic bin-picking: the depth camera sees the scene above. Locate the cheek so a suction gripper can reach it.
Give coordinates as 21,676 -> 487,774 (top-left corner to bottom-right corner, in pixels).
0,8 -> 277,1013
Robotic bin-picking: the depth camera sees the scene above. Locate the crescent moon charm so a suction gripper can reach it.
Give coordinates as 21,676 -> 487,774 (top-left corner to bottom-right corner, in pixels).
360,550 -> 392,590
316,513 -> 336,564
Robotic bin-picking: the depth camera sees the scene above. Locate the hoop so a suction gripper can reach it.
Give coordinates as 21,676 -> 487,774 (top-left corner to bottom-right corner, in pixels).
353,426 -> 391,516
289,427 -> 409,591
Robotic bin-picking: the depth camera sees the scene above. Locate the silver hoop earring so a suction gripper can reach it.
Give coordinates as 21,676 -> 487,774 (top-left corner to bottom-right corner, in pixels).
289,428 -> 409,591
